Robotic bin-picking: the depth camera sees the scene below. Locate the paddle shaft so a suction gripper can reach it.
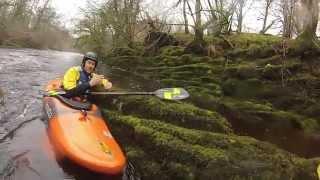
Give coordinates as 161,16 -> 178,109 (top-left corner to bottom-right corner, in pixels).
90,91 -> 156,95
45,88 -> 189,100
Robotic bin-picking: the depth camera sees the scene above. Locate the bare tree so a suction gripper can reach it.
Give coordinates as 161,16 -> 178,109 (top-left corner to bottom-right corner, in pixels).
174,0 -> 190,34
296,0 -> 319,46
76,0 -> 143,50
205,0 -> 236,35
260,0 -> 276,34
194,0 -> 204,42
234,0 -> 254,33
183,0 -> 190,33
124,0 -> 141,46
108,0 -> 142,47
0,0 -> 72,49
236,0 -> 245,32
11,0 -> 30,26
33,0 -> 51,29
0,1 -> 11,25
279,0 -> 298,38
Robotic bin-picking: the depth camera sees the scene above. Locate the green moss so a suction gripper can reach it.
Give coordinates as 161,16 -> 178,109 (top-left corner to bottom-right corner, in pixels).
160,78 -> 203,87
227,46 -> 277,59
261,61 -> 302,80
208,57 -> 226,65
160,46 -> 185,56
217,98 -> 320,132
205,36 -> 227,46
103,111 -> 317,180
303,104 -> 320,118
224,64 -> 259,79
168,63 -> 213,73
291,158 -> 320,180
246,44 -> 276,58
169,71 -> 195,77
180,54 -> 194,64
187,86 -> 222,98
200,76 -> 219,83
98,32 -> 320,179
106,111 -> 227,162
165,162 -> 196,180
106,96 -> 232,133
124,144 -> 197,179
229,33 -> 281,49
161,55 -> 180,66
255,55 -> 282,67
275,111 -> 319,133
173,33 -> 194,45
110,47 -> 139,56
227,48 -> 248,58
106,56 -> 140,68
141,63 -> 221,84
221,33 -> 282,59
192,56 -> 212,63
143,63 -> 211,72
222,78 -> 264,98
123,146 -> 165,179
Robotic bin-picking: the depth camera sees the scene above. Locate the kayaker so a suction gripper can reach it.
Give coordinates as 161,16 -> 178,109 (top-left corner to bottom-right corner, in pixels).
62,52 -> 112,99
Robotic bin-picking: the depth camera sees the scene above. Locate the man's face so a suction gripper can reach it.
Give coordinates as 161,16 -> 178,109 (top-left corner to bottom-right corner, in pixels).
83,59 -> 96,73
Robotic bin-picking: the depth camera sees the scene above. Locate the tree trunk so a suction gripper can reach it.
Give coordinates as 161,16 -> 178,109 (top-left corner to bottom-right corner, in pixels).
282,0 -> 296,38
124,0 -> 130,46
260,0 -> 272,34
112,0 -> 120,47
33,0 -> 50,29
207,0 -> 220,35
297,0 -> 319,40
237,0 -> 244,33
194,0 -> 204,42
183,0 -> 189,34
185,0 -> 206,55
292,0 -> 320,56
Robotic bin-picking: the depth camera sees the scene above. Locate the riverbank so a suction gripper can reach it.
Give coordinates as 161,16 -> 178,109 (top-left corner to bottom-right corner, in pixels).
99,33 -> 320,179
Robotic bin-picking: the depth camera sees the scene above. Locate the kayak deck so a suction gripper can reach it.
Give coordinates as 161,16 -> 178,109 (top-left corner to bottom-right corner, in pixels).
43,79 -> 126,175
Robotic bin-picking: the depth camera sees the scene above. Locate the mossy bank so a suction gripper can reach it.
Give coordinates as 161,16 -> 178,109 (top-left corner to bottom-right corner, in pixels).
99,33 -> 320,179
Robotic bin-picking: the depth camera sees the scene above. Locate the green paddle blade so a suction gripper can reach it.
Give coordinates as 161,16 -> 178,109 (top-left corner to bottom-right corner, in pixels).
154,88 -> 189,100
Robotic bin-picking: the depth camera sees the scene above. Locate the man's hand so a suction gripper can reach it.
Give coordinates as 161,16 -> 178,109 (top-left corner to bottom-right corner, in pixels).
89,74 -> 104,87
103,80 -> 112,90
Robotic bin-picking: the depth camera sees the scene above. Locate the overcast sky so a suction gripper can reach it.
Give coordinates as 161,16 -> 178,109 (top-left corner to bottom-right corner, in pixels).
52,0 -> 86,17
51,0 -> 88,28
51,0 -> 279,34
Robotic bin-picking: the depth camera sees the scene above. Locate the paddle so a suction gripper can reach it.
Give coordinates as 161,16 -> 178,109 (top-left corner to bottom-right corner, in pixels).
46,88 -> 190,100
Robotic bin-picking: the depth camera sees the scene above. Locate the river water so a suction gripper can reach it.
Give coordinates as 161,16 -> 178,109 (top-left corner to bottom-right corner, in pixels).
1,48 -> 319,180
0,48 -> 143,180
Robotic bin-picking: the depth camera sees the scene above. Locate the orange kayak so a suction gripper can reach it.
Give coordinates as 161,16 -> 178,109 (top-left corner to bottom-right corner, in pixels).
42,79 -> 126,175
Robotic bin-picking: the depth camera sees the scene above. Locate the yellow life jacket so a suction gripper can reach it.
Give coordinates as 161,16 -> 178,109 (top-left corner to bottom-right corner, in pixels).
63,66 -> 109,90
63,66 -> 81,90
